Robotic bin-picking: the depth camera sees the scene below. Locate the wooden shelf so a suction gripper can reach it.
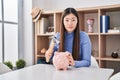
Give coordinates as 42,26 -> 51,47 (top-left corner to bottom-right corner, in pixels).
100,57 -> 120,61
88,33 -> 99,35
37,54 -> 45,58
34,4 -> 120,72
37,33 -> 54,36
100,33 -> 120,35
94,57 -> 99,60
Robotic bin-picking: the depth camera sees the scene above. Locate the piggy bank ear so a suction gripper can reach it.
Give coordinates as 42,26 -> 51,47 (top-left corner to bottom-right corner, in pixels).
54,51 -> 58,55
65,51 -> 70,56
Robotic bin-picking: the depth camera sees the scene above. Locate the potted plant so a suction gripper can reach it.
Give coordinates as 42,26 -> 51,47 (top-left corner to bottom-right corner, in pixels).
16,59 -> 26,69
4,61 -> 13,69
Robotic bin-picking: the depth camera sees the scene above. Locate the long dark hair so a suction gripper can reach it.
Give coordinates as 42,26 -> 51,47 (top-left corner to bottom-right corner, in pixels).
58,8 -> 80,60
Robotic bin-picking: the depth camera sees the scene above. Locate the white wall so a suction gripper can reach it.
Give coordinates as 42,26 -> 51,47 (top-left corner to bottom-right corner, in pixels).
32,0 -> 45,8
33,0 -> 120,11
23,0 -> 120,66
23,0 -> 33,66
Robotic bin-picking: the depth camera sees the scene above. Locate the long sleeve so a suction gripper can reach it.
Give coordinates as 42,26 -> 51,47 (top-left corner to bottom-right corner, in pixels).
49,31 -> 92,68
74,32 -> 92,68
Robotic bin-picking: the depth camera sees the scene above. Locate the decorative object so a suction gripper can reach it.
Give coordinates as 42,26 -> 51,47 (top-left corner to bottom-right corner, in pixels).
41,48 -> 47,54
108,27 -> 120,33
4,61 -> 13,69
87,18 -> 94,33
111,49 -> 120,58
48,27 -> 54,33
111,51 -> 118,58
16,59 -> 26,69
31,7 -> 42,22
100,15 -> 110,33
46,26 -> 55,35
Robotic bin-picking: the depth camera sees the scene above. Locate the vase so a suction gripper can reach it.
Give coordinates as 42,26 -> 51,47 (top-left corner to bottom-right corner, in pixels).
87,19 -> 94,33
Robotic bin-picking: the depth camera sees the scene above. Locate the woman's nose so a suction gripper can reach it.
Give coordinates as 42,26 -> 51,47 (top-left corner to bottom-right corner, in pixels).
68,20 -> 72,25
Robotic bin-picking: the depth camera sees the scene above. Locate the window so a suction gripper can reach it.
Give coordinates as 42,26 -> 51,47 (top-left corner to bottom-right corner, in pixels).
0,0 -> 2,62
0,0 -> 19,65
4,24 -> 18,64
0,23 -> 2,62
0,0 -> 1,20
4,0 -> 18,22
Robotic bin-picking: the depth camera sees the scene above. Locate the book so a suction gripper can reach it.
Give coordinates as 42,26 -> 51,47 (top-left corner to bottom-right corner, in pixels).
100,15 -> 110,33
39,18 -> 49,34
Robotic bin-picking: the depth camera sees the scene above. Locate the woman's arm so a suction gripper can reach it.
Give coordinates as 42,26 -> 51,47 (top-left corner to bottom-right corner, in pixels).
74,32 -> 92,68
45,32 -> 60,62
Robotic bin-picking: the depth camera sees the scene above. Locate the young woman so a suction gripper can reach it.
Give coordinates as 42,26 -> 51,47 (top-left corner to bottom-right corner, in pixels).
45,7 -> 92,68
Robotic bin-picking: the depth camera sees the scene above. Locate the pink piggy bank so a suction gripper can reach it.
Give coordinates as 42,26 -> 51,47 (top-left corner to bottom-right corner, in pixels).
53,51 -> 70,70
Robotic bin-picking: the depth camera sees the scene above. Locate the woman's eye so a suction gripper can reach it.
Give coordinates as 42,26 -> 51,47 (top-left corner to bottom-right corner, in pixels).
65,20 -> 69,22
72,19 -> 75,21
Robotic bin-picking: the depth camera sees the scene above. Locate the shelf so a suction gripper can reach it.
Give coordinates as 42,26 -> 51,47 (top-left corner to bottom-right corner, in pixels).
100,57 -> 120,61
100,7 -> 120,12
94,57 -> 99,60
88,33 -> 99,35
37,33 -> 54,36
37,54 -> 45,58
78,9 -> 98,13
100,33 -> 120,35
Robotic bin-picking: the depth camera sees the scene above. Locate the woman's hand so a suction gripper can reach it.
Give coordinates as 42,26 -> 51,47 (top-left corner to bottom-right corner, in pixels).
65,51 -> 75,66
45,50 -> 52,62
45,42 -> 55,62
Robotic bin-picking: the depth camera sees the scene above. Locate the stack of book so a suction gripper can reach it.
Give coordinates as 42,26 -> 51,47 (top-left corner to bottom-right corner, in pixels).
36,18 -> 49,34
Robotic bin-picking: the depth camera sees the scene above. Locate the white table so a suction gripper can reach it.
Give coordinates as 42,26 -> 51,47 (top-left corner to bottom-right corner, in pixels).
0,64 -> 114,80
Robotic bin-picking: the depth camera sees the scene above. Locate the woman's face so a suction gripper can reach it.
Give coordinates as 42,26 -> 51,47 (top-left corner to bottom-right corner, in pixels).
63,13 -> 78,33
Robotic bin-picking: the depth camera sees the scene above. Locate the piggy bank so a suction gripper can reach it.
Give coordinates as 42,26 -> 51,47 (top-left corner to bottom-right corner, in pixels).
53,52 -> 70,70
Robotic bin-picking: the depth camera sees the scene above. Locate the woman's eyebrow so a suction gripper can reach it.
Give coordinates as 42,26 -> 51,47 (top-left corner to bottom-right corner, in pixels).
65,17 -> 76,19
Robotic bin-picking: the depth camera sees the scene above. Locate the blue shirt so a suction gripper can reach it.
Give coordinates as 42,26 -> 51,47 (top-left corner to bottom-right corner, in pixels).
50,31 -> 92,68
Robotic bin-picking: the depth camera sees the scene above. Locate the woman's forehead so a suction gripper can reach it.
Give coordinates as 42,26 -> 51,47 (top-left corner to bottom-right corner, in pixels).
64,13 -> 77,19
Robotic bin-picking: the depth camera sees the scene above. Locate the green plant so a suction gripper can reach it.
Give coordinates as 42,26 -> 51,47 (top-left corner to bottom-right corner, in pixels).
16,59 -> 26,69
4,61 -> 13,69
